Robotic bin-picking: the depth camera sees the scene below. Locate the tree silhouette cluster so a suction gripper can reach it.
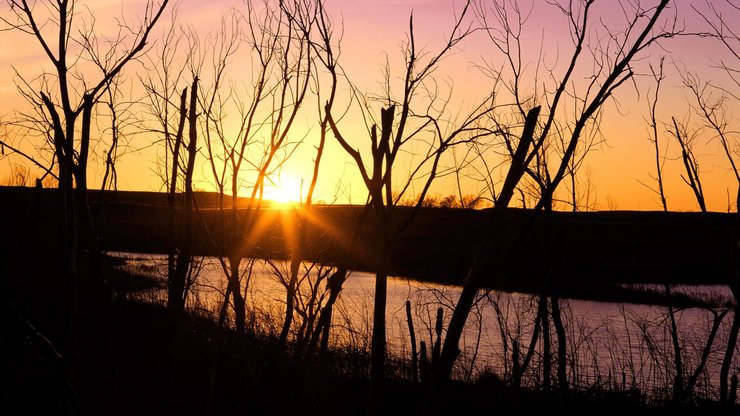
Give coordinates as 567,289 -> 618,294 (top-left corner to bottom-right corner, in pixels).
0,0 -> 738,414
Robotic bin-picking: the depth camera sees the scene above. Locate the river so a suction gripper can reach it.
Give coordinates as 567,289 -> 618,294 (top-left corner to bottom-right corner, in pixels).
114,252 -> 738,402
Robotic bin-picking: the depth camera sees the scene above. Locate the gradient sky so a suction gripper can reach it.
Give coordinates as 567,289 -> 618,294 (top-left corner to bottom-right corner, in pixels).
0,0 -> 738,211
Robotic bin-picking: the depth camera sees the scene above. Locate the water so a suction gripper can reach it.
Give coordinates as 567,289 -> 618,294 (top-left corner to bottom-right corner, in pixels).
115,252 -> 738,401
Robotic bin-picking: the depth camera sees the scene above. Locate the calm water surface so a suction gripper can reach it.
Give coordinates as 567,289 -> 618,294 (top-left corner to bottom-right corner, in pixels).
116,253 -> 738,400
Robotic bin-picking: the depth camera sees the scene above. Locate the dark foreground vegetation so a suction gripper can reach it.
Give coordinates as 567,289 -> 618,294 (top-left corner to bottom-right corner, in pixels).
1,186 -> 737,415
2,253 -> 734,415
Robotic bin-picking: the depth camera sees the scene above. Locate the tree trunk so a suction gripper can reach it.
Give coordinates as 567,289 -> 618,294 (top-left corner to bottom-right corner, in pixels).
432,307 -> 444,366
406,300 -> 419,383
169,80 -> 198,316
228,256 -> 246,334
368,261 -> 389,414
41,90 -> 80,391
666,285 -> 685,402
551,296 -> 568,395
167,88 -> 188,315
722,186 -> 740,407
77,94 -> 106,292
277,211 -> 306,349
542,298 -> 552,392
306,268 -> 347,361
513,295 -> 546,388
721,305 -> 740,406
433,107 -> 539,384
683,310 -> 726,401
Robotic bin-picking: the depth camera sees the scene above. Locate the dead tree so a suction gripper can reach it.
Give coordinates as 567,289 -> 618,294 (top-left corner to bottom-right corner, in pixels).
167,79 -> 199,316
677,19 -> 739,400
432,0 -> 679,395
2,0 -> 170,239
196,3 -> 312,335
1,0 -> 171,391
316,2 -> 495,410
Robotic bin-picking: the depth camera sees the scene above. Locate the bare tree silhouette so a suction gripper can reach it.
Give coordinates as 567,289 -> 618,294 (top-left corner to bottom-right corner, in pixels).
1,0 -> 171,393
177,2 -> 314,334
312,1 -> 497,410
647,7 -> 739,399
679,6 -> 740,400
432,0 -> 680,395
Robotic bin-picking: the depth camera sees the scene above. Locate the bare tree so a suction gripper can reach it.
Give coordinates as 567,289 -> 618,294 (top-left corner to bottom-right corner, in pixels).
97,73 -> 135,194
1,163 -> 31,186
195,1 -> 313,335
138,12 -> 203,317
1,0 -> 170,208
641,57 -> 670,212
0,122 -> 59,185
167,80 -> 199,316
285,0 -> 361,363
673,2 -> 739,404
642,2 -> 739,399
314,1 -> 497,410
682,3 -> 739,399
672,116 -> 707,212
1,0 -> 172,299
269,0 -> 350,361
432,0 -> 679,394
1,0 -> 171,391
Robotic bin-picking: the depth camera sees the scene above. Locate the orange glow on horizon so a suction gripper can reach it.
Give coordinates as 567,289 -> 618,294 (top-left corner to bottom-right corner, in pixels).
0,0 -> 737,213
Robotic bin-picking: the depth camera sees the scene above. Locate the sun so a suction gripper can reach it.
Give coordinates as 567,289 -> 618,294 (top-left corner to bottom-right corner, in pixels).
262,176 -> 302,204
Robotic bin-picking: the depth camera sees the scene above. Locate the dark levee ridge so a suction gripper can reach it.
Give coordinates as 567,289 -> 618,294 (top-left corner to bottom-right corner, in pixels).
1,186 -> 734,295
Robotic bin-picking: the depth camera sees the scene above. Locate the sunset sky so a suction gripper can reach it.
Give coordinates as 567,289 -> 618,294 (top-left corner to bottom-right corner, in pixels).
0,0 -> 737,211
